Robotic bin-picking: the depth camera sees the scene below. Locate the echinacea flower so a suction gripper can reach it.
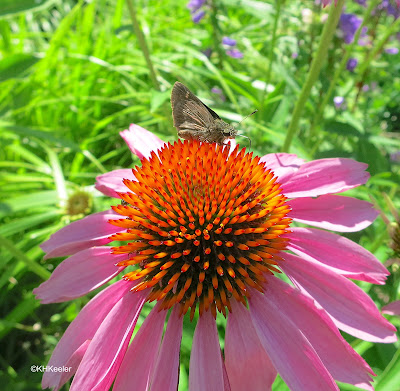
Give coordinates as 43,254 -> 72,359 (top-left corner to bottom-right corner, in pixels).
35,124 -> 396,391
383,300 -> 400,316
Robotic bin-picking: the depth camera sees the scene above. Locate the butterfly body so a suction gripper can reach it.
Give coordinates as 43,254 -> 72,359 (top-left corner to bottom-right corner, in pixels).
171,82 -> 237,145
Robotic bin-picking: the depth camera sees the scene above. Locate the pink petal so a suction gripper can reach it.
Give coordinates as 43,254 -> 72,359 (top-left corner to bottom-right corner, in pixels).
189,311 -> 225,391
120,123 -> 166,160
289,195 -> 378,232
281,253 -> 397,343
286,227 -> 388,284
95,169 -> 136,198
282,158 -> 369,198
260,153 -> 304,184
40,210 -> 122,259
222,357 -> 232,391
34,247 -> 126,303
42,279 -> 133,390
150,306 -> 183,391
225,300 -> 277,391
53,340 -> 90,391
70,290 -> 147,391
263,277 -> 375,390
248,289 -> 338,391
382,300 -> 400,316
113,303 -> 167,391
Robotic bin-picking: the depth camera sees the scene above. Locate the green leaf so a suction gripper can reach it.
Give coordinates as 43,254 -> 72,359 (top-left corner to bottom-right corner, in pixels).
0,295 -> 40,340
324,120 -> 364,138
0,235 -> 51,280
376,348 -> 400,391
150,89 -> 170,112
0,54 -> 39,81
0,190 -> 58,218
0,0 -> 56,17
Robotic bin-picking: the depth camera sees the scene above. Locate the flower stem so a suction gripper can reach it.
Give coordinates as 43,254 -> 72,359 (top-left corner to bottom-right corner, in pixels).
210,0 -> 225,69
282,0 -> 344,152
126,0 -> 160,91
309,0 -> 379,139
265,0 -> 283,83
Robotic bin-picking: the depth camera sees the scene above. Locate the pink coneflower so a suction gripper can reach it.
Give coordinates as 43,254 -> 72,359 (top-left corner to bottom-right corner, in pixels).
383,300 -> 400,316
35,124 -> 396,391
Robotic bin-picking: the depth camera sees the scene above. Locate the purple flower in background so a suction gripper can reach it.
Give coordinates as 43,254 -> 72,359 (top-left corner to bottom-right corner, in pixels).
339,13 -> 368,44
192,10 -> 205,23
346,57 -> 358,72
385,47 -> 399,54
390,151 -> 400,163
211,87 -> 226,102
362,84 -> 370,92
334,96 -> 345,109
316,0 -> 338,6
187,0 -> 206,12
378,0 -> 400,19
222,36 -> 237,46
226,48 -> 244,59
354,0 -> 367,6
187,0 -> 206,23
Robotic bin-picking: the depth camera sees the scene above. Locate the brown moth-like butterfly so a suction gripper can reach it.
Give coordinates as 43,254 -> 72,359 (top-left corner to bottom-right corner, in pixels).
171,82 -> 239,145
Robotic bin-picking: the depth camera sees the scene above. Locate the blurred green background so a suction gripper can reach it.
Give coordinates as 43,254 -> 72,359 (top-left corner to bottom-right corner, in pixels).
0,0 -> 400,390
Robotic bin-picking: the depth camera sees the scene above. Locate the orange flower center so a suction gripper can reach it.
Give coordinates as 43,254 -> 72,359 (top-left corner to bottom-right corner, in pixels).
109,140 -> 291,319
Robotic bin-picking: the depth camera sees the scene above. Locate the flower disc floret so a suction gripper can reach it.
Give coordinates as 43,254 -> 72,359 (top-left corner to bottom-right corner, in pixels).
108,140 -> 291,319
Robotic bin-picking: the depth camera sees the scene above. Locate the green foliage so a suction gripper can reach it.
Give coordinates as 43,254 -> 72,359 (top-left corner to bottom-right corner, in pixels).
0,0 -> 399,390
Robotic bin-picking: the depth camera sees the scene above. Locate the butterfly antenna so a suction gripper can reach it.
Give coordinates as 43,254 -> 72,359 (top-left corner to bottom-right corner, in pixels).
236,134 -> 252,149
238,109 -> 258,126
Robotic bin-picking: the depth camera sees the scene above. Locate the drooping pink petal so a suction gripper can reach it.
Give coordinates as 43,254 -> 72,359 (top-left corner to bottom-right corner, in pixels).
70,289 -> 147,391
282,158 -> 369,198
53,340 -> 90,391
225,300 -> 277,391
222,353 -> 232,391
150,306 -> 183,391
248,289 -> 339,391
34,247 -> 126,303
263,276 -> 375,390
286,227 -> 388,284
113,302 -> 167,391
281,253 -> 397,343
189,311 -> 225,391
382,300 -> 400,316
41,210 -> 123,259
120,123 -> 166,160
289,195 -> 378,232
221,352 -> 232,391
260,153 -> 304,184
95,169 -> 136,198
42,279 -> 133,390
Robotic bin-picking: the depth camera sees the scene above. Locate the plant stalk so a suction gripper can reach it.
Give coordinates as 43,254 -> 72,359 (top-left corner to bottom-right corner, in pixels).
282,0 -> 344,152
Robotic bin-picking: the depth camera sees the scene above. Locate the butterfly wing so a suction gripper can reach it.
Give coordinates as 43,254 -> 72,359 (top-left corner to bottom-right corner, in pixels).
171,82 -> 220,134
